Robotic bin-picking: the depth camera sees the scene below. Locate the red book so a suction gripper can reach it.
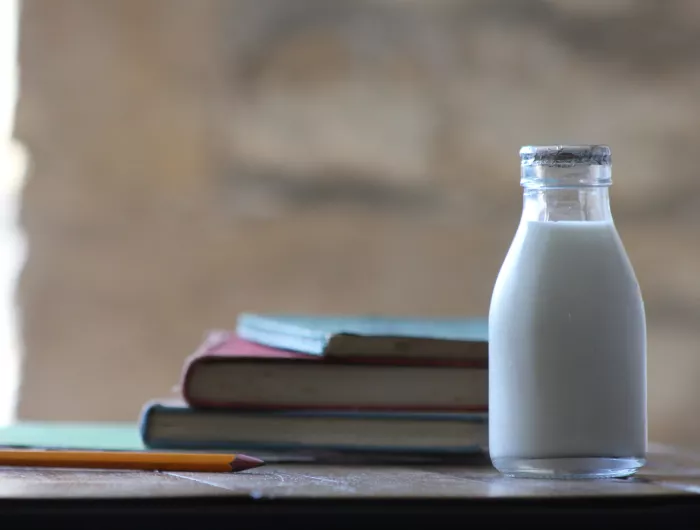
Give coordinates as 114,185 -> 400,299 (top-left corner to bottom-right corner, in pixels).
180,331 -> 487,412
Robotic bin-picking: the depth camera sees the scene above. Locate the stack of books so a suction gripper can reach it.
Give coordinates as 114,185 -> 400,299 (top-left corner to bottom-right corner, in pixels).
139,313 -> 489,457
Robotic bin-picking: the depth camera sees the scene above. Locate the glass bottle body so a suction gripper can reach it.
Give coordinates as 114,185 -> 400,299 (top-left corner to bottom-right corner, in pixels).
488,146 -> 647,479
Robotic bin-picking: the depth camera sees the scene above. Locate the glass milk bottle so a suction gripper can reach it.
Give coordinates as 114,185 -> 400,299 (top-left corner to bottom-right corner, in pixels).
488,145 -> 647,479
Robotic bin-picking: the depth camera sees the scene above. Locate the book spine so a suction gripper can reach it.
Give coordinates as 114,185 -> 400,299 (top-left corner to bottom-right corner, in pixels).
181,357 -> 203,409
137,400 -> 162,447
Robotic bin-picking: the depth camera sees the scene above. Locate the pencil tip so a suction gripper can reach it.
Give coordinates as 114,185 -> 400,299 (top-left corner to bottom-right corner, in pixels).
230,454 -> 265,471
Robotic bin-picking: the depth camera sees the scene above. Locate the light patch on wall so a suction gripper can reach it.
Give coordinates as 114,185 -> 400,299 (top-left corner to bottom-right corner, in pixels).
0,0 -> 26,426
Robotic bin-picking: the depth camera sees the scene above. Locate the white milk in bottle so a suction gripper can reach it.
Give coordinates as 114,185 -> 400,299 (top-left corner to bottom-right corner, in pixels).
488,145 -> 647,479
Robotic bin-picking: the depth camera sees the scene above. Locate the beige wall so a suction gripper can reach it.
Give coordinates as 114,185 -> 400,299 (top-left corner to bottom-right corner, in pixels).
13,0 -> 700,448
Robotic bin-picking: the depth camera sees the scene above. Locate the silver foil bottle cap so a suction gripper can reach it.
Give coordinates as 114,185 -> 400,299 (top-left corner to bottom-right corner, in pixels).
520,145 -> 611,167
519,145 -> 612,187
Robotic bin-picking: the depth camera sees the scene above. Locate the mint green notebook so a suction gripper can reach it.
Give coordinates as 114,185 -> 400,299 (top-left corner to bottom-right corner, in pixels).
236,313 -> 489,358
0,422 -> 144,451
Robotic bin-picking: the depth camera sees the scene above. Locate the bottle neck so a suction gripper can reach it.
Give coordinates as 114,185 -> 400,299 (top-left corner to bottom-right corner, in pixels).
520,162 -> 613,223
521,187 -> 613,223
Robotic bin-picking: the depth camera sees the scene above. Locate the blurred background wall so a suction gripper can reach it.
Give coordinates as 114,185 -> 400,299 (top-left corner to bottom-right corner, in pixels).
7,0 -> 700,448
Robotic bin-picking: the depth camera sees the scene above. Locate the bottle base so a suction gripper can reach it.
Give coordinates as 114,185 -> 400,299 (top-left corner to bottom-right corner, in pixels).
491,456 -> 646,479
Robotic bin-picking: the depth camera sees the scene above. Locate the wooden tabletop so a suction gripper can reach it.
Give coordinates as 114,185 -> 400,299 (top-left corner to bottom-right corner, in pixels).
0,443 -> 699,527
0,447 -> 688,499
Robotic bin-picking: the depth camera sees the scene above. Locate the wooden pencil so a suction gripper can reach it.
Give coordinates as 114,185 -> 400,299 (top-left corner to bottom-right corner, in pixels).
0,449 -> 264,472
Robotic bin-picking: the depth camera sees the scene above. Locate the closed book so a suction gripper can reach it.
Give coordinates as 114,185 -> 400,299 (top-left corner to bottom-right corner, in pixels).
236,313 -> 488,360
181,332 -> 487,412
140,400 -> 488,454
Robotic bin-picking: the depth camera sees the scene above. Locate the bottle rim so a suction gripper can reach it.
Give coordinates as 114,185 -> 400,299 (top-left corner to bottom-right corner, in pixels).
520,145 -> 611,168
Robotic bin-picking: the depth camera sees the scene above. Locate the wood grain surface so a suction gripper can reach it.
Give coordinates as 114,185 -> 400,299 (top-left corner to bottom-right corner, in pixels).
0,445 -> 698,500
